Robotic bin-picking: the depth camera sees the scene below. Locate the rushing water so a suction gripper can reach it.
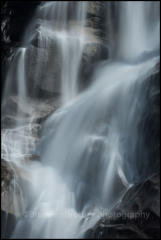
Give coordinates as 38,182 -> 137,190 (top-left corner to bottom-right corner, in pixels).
117,1 -> 160,61
35,1 -> 88,103
2,1 -> 160,239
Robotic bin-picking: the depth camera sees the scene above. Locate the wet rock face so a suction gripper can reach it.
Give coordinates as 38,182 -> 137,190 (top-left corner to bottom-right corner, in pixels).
86,1 -> 107,38
1,95 -> 59,160
1,1 -> 40,44
26,1 -> 108,96
1,160 -> 14,191
145,67 -> 160,168
2,95 -> 59,128
85,173 -> 160,239
80,42 -> 108,90
79,1 -> 108,90
1,159 -> 28,216
1,1 -> 40,91
137,65 -> 160,181
26,44 -> 62,96
1,95 -> 59,216
1,160 -> 18,214
1,210 -> 17,239
2,1 -> 109,96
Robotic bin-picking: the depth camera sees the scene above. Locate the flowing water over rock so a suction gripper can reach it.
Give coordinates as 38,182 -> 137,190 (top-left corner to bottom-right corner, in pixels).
117,2 -> 160,61
1,1 -> 160,239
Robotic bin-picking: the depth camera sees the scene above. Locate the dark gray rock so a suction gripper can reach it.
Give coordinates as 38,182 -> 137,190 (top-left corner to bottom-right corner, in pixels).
1,1 -> 41,91
86,1 -> 107,40
1,210 -> 17,239
25,44 -> 61,96
1,159 -> 27,216
87,1 -> 105,18
2,1 -> 108,97
80,41 -> 108,90
2,95 -> 59,128
85,173 -> 160,239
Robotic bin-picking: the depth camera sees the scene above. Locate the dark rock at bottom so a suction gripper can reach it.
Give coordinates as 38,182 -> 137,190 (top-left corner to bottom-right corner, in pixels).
85,173 -> 160,239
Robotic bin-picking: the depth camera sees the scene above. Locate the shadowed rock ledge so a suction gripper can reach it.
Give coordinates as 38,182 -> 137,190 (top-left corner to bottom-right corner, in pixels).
1,173 -> 160,239
85,173 -> 160,239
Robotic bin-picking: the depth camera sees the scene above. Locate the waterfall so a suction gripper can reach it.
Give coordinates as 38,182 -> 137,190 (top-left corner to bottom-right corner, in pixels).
117,1 -> 160,61
2,1 -> 160,239
2,48 -> 27,115
28,1 -> 88,103
2,1 -> 88,112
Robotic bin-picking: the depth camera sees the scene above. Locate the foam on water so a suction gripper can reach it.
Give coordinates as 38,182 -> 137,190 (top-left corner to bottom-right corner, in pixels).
1,1 -> 160,238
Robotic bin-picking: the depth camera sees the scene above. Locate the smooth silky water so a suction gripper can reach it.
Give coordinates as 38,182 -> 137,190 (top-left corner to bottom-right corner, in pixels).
1,1 -> 160,238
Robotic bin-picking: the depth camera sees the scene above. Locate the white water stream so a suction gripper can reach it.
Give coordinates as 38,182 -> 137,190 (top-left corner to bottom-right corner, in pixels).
1,1 -> 160,239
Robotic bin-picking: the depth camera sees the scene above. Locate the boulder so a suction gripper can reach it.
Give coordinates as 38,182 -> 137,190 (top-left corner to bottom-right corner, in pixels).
83,42 -> 108,64
25,44 -> 61,96
86,1 -> 107,40
2,95 -> 59,128
87,1 -> 104,18
1,159 -> 27,216
80,41 -> 108,90
85,173 -> 160,239
1,210 -> 17,239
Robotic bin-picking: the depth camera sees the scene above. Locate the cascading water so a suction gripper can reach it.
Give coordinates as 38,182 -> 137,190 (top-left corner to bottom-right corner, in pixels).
2,1 -> 88,115
29,1 -> 88,103
2,1 -> 160,239
117,1 -> 160,61
2,2 -> 88,167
